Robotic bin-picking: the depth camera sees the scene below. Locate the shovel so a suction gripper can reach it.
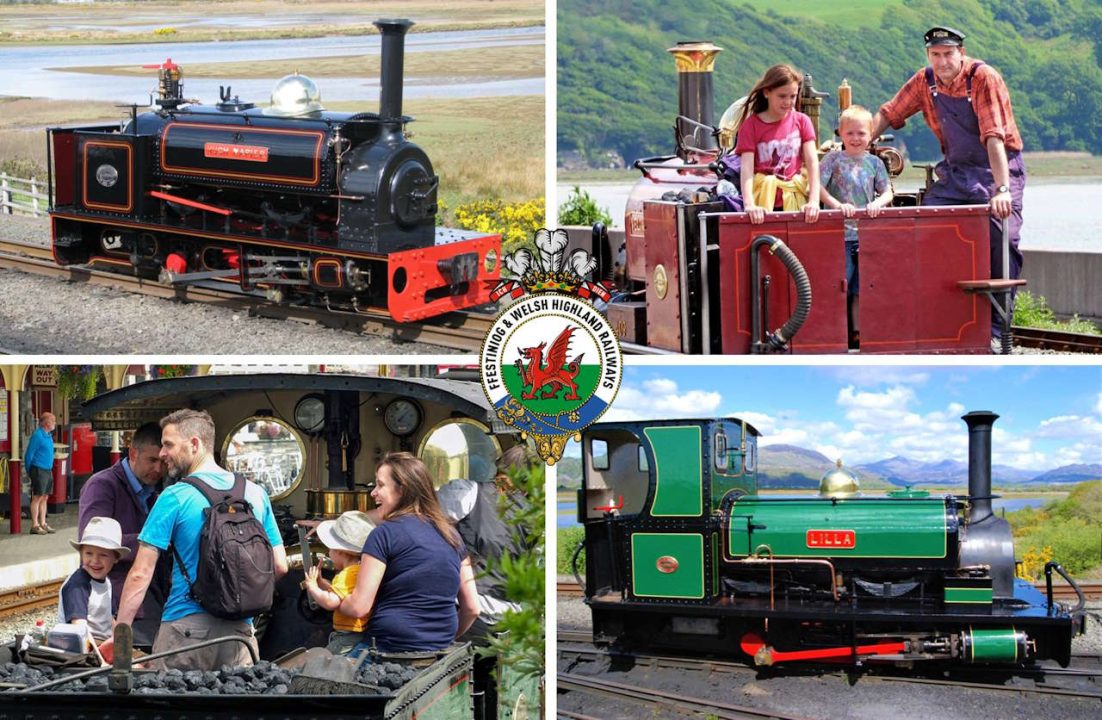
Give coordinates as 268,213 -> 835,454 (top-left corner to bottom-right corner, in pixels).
288,646 -> 377,695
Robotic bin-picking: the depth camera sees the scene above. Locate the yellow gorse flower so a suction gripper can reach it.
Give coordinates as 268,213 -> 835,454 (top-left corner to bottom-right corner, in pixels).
452,198 -> 545,254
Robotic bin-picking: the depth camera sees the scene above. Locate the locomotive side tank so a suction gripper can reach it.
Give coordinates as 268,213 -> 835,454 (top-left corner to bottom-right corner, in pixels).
577,412 -> 1085,667
48,19 -> 500,322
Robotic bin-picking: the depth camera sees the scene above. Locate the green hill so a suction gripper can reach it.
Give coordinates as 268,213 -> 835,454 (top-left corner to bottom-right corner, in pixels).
558,0 -> 1102,165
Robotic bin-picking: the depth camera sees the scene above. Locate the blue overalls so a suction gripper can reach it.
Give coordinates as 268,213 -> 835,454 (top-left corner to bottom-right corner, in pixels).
920,64 -> 1026,336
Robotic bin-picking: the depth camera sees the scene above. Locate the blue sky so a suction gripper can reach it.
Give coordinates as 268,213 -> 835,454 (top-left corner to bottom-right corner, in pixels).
565,364 -> 1102,470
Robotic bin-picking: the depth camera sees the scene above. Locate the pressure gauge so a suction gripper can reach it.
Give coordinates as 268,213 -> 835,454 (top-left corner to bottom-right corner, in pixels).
384,399 -> 422,437
293,394 -> 326,434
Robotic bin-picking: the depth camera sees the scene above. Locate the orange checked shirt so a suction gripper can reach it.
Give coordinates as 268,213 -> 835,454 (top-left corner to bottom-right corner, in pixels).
879,57 -> 1023,154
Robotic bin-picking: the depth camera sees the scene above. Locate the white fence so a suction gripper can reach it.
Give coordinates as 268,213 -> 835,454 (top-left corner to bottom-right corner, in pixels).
0,173 -> 47,217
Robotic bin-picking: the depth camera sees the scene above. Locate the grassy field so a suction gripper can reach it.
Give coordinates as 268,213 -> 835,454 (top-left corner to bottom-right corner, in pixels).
0,0 -> 544,210
0,0 -> 544,45
0,95 -> 543,212
737,0 -> 894,28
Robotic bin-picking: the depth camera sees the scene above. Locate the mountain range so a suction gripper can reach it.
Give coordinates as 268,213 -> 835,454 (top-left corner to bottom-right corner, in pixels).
555,444 -> 1101,488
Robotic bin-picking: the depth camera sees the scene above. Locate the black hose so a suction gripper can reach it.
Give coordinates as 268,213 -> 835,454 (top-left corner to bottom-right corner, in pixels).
750,235 -> 812,352
570,539 -> 586,594
1045,561 -> 1086,616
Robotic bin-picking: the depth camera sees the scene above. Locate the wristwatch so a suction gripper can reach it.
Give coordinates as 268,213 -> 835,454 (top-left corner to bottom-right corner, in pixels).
995,184 -> 1009,194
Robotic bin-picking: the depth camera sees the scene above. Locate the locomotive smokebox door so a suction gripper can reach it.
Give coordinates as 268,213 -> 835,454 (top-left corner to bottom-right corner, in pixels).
77,133 -> 150,216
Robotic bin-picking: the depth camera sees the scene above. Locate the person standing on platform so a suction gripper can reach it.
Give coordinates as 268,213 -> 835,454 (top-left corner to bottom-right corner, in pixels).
78,422 -> 168,646
24,412 -> 57,535
108,409 -> 288,670
872,26 -> 1024,338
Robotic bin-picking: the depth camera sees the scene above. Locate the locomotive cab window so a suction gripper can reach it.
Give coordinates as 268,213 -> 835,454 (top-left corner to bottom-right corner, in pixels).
584,430 -> 649,519
221,417 -> 305,502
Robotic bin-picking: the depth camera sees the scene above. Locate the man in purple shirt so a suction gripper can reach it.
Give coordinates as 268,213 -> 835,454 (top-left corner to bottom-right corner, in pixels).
78,422 -> 167,645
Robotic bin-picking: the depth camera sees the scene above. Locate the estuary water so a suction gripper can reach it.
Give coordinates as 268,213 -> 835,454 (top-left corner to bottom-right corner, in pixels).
557,179 -> 1102,252
0,26 -> 544,104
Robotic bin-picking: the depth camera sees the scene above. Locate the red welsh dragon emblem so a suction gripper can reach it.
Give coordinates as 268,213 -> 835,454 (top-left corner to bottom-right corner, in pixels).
516,325 -> 584,400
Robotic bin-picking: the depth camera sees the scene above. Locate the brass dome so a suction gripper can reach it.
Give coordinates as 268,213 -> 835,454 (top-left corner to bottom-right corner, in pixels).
264,73 -> 325,117
819,458 -> 860,498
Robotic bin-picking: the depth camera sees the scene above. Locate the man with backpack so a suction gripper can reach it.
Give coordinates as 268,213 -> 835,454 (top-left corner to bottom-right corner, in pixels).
108,409 -> 288,670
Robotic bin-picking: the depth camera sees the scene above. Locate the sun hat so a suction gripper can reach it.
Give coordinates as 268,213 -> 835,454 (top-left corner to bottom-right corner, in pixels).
316,511 -> 375,554
69,517 -> 130,558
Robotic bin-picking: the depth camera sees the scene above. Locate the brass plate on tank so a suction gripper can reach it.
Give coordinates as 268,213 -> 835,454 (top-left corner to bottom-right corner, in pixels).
654,264 -> 668,300
656,555 -> 679,574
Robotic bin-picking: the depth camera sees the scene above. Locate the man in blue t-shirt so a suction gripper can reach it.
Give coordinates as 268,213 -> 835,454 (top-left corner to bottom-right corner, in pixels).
23,411 -> 57,535
106,409 -> 288,670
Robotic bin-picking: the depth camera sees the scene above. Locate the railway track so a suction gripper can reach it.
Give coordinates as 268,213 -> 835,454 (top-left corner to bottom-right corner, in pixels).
0,581 -> 63,621
557,580 -> 1102,601
1013,326 -> 1102,353
0,239 -> 494,352
558,672 -> 815,720
559,635 -> 1102,703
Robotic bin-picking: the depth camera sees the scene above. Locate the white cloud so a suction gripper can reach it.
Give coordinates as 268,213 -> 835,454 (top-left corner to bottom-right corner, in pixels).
1036,415 -> 1102,439
1095,390 -> 1102,416
602,376 -> 721,422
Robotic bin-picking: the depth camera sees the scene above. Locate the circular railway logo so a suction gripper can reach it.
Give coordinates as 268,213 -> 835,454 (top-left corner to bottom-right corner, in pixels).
481,292 -> 621,465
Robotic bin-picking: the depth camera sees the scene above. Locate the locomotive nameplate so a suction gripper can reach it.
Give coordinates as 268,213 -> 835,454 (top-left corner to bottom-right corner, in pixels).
161,122 -> 324,187
806,529 -> 856,549
203,142 -> 270,163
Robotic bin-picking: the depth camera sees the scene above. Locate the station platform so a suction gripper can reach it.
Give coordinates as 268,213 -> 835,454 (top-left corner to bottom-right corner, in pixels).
0,505 -> 82,591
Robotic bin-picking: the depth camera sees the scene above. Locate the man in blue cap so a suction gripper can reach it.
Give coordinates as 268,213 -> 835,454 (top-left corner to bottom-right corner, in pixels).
872,26 -> 1025,341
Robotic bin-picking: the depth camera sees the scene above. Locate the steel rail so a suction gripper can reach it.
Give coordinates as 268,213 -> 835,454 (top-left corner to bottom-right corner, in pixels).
0,581 -> 64,620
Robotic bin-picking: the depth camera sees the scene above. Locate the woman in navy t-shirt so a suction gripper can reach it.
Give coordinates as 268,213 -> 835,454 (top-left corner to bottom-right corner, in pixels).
339,452 -> 479,655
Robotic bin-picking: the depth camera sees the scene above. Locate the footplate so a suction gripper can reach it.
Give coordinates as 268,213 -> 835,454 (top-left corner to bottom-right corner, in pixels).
387,233 -> 501,322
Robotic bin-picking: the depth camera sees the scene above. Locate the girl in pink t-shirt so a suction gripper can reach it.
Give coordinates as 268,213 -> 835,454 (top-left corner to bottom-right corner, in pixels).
734,64 -> 820,224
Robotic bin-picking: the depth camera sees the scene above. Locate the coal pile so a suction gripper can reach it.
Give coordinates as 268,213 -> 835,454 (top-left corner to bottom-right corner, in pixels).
0,660 -> 299,694
0,662 -> 53,688
357,661 -> 419,691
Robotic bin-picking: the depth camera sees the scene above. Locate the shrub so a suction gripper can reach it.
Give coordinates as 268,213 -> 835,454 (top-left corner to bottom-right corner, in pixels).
452,197 -> 545,255
557,185 -> 613,226
1013,291 -> 1100,335
557,526 -> 585,576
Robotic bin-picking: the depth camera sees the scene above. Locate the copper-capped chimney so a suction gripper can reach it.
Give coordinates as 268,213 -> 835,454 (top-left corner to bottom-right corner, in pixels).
374,18 -> 413,130
963,410 -> 998,521
667,42 -> 722,160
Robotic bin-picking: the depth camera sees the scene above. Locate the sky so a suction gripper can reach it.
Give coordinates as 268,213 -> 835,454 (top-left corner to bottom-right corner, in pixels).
565,363 -> 1102,471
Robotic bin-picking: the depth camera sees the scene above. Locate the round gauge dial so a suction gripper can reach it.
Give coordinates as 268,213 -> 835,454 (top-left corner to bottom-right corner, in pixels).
384,399 -> 422,437
293,395 -> 326,434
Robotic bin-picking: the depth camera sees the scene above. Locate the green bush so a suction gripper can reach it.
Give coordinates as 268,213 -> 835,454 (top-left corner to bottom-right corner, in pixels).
1013,291 -> 1100,335
1010,482 -> 1102,576
557,185 -> 613,226
557,526 -> 585,576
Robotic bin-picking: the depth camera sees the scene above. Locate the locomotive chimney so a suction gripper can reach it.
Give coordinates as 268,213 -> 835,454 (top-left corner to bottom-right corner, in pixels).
963,410 -> 998,521
374,18 -> 413,130
667,42 -> 722,160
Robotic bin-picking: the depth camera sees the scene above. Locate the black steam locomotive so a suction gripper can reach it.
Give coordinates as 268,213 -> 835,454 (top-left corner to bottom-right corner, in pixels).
46,20 -> 500,322
575,411 -> 1086,667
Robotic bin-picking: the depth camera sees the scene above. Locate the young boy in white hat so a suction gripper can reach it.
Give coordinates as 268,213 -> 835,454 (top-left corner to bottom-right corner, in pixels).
59,516 -> 131,643
303,510 -> 375,655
